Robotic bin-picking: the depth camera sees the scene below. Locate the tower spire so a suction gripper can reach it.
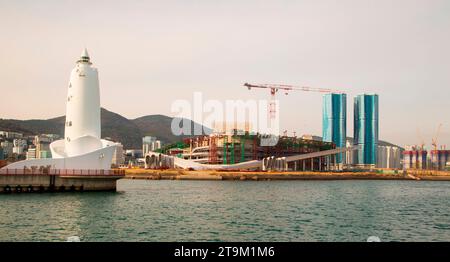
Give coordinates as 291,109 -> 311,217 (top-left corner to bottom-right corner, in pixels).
78,48 -> 91,63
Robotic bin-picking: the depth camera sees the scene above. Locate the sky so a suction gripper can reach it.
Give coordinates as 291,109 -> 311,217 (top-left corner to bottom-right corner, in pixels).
0,0 -> 449,148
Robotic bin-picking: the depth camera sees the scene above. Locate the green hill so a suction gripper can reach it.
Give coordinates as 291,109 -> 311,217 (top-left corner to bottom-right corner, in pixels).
0,108 -> 210,149
133,114 -> 211,145
0,109 -> 400,150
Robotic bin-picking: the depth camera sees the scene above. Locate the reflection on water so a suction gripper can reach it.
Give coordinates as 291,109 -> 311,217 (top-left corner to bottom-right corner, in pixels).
0,180 -> 449,241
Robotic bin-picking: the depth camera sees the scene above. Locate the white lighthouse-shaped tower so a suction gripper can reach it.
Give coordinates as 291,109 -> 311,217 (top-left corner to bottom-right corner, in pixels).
2,49 -> 117,170
64,48 -> 102,156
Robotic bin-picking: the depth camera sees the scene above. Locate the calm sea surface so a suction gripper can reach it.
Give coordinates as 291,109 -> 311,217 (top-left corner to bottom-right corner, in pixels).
0,179 -> 449,242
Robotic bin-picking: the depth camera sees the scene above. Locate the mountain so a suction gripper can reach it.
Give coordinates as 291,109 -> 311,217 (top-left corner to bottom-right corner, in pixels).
0,109 -> 401,149
133,114 -> 212,144
0,108 -> 210,149
0,118 -> 63,137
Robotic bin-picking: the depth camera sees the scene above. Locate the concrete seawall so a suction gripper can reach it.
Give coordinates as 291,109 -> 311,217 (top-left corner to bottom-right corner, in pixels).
123,168 -> 450,181
0,169 -> 124,193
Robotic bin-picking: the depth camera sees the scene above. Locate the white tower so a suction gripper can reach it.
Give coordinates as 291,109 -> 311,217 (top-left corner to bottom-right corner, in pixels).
2,48 -> 118,170
64,48 -> 102,156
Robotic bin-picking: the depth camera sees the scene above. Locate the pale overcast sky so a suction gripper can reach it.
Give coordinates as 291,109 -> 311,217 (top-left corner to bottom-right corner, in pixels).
0,0 -> 449,147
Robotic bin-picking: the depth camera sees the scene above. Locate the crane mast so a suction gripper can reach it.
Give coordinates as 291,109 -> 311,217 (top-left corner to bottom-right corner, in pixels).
432,123 -> 443,151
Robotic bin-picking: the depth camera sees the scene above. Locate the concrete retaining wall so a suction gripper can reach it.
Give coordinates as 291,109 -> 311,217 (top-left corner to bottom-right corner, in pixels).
0,174 -> 122,193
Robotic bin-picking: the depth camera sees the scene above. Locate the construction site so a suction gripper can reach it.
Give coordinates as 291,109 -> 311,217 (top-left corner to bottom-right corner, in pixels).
403,124 -> 450,171
145,83 -> 356,172
166,132 -> 340,171
141,82 -> 449,173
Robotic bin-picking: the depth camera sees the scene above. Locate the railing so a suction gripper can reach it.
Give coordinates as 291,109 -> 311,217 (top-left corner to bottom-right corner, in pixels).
0,169 -> 125,176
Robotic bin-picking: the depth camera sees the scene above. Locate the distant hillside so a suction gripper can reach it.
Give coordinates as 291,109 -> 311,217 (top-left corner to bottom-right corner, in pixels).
0,109 -> 401,150
346,137 -> 404,150
0,108 -> 210,149
132,114 -> 212,144
102,109 -> 144,149
0,119 -> 63,137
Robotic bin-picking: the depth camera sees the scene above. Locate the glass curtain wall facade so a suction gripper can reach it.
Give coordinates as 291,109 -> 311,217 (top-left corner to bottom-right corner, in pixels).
354,94 -> 379,166
323,93 -> 347,163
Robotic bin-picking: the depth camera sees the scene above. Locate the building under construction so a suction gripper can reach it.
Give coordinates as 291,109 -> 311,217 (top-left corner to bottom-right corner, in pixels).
403,146 -> 450,171
403,146 -> 428,169
162,132 -> 338,171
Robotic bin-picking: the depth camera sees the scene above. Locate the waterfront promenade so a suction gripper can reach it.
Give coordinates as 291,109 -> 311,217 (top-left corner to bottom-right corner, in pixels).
124,168 -> 450,181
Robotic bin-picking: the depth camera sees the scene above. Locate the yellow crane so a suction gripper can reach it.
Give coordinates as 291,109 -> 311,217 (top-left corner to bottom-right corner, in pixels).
431,123 -> 443,151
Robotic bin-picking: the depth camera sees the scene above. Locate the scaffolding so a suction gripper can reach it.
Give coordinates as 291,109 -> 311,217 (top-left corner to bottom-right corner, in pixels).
177,133 -> 335,169
223,136 -> 228,164
209,136 -> 217,164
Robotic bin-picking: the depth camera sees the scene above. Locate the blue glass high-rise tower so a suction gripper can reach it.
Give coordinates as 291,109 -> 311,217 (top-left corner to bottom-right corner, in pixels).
354,94 -> 379,166
322,93 -> 347,163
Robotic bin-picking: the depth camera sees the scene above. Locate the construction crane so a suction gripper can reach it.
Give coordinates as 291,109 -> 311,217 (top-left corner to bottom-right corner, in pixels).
244,83 -> 344,120
432,123 -> 443,151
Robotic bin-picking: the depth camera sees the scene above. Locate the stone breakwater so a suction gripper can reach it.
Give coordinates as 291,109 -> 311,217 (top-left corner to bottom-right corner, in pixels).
123,169 -> 450,181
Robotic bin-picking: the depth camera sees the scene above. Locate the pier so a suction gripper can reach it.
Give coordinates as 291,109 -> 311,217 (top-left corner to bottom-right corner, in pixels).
0,168 -> 125,193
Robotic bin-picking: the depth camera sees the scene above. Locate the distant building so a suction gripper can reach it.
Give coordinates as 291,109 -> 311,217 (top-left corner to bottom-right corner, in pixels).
377,145 -> 402,169
301,134 -> 322,141
323,93 -> 347,164
39,150 -> 52,159
172,134 -> 335,169
430,149 -> 450,170
354,94 -> 379,166
26,147 -> 37,160
44,134 -> 60,140
142,136 -> 162,155
0,141 -> 13,157
126,149 -> 143,159
345,139 -> 354,165
12,139 -> 27,155
112,143 -> 125,166
0,131 -> 23,139
402,146 -> 450,171
403,146 -> 426,170
34,134 -> 58,159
